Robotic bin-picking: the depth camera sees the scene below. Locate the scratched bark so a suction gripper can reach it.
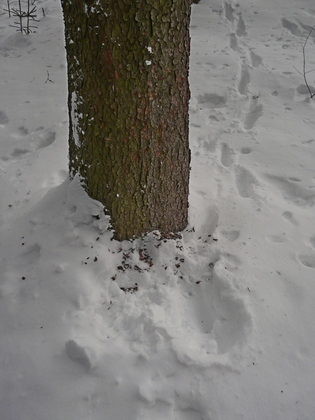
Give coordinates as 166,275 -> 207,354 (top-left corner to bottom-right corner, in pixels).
61,0 -> 191,240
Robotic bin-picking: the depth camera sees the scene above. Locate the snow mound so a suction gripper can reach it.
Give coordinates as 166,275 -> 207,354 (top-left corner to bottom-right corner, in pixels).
65,338 -> 98,370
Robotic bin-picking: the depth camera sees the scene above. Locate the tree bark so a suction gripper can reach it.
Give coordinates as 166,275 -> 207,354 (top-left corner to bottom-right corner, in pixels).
61,0 -> 191,241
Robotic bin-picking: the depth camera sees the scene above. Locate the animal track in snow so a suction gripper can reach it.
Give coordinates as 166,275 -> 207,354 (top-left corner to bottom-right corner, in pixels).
35,130 -> 56,150
138,395 -> 203,420
8,128 -> 57,159
267,233 -> 287,243
237,65 -> 250,95
197,135 -> 217,153
310,236 -> 315,249
197,93 -> 227,109
297,254 -> 315,269
302,139 -> 315,145
240,147 -> 252,155
220,230 -> 240,242
234,165 -> 258,198
220,143 -> 233,167
282,211 -> 293,221
282,211 -> 298,226
0,110 -> 9,125
265,174 -> 315,208
296,84 -> 315,95
17,243 -> 41,267
172,408 -> 203,420
18,126 -> 28,136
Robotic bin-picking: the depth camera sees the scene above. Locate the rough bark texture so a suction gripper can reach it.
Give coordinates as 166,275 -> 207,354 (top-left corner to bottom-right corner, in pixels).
61,0 -> 191,241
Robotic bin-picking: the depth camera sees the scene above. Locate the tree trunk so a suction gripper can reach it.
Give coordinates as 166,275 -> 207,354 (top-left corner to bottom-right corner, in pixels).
61,0 -> 191,241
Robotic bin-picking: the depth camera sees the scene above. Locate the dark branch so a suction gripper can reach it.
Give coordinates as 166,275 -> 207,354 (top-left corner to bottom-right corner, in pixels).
302,24 -> 315,98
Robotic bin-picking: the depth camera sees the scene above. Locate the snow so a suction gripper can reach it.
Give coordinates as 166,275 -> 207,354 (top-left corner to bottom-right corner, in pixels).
1,0 -> 315,419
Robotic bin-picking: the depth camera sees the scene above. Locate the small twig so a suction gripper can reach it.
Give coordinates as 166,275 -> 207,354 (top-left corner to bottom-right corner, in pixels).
27,0 -> 30,33
18,0 -> 22,32
302,24 -> 315,98
6,0 -> 11,17
45,70 -> 54,83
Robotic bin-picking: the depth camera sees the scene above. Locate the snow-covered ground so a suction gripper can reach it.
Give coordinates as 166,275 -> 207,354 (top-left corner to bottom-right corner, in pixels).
1,0 -> 315,418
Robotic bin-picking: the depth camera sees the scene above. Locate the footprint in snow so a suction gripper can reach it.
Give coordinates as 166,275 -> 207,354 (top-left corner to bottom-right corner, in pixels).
0,32 -> 32,52
196,206 -> 219,241
224,1 -> 235,23
236,14 -> 246,37
237,65 -> 250,95
243,98 -> 263,130
11,148 -> 30,158
223,1 -> 246,37
296,84 -> 315,96
281,18 -> 304,38
171,259 -> 253,368
250,51 -> 262,68
229,33 -> 239,51
220,143 -> 233,167
234,165 -> 258,198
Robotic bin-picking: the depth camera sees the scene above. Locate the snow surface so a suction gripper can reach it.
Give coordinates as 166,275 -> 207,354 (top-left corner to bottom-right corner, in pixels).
1,0 -> 315,419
